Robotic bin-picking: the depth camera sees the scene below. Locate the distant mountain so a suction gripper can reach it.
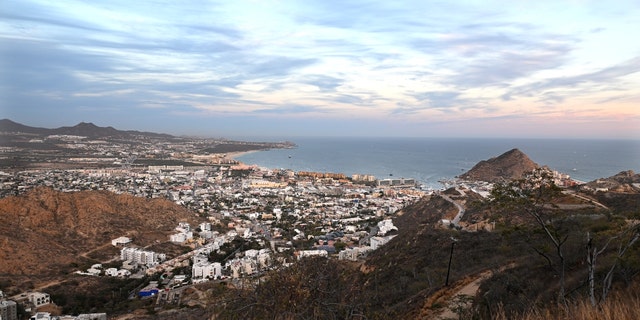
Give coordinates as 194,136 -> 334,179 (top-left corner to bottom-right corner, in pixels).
0,118 -> 174,139
459,148 -> 539,182
0,118 -> 52,135
51,121 -> 121,137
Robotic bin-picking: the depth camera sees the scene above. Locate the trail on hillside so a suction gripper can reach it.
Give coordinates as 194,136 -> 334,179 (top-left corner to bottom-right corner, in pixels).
434,270 -> 492,319
419,263 -> 516,319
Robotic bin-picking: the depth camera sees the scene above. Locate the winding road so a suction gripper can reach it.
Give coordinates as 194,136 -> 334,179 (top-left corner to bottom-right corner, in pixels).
439,189 -> 466,226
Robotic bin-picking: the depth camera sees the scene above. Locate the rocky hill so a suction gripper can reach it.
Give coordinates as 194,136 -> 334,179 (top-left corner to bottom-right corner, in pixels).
583,170 -> 640,192
0,187 -> 200,286
458,148 -> 539,182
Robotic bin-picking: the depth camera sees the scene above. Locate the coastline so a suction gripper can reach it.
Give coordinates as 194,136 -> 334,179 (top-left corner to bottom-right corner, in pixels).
220,138 -> 640,190
225,150 -> 261,163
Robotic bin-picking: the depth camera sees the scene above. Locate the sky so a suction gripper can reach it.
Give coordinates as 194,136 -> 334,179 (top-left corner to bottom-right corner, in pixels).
1,0 -> 639,139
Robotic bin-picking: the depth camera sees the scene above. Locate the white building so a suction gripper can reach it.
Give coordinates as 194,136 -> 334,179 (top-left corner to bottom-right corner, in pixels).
370,235 -> 397,250
257,251 -> 271,269
169,231 -> 193,243
199,222 -> 212,231
338,246 -> 372,261
105,268 -> 119,277
244,249 -> 259,258
377,219 -> 398,236
192,261 -> 223,280
176,222 -> 191,233
27,292 -> 50,308
111,236 -> 132,246
0,300 -> 18,320
242,260 -> 256,275
120,247 -> 166,267
104,268 -> 129,277
296,250 -> 328,260
192,253 -> 209,264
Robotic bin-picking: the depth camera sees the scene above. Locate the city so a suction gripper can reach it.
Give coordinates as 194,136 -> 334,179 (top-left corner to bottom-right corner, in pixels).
0,127 -> 425,319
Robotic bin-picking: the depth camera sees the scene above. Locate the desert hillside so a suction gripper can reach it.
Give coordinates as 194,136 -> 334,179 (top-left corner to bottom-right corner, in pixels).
0,187 -> 199,283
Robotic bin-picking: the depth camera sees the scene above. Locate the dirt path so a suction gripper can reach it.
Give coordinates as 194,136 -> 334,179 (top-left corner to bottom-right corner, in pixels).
419,263 -> 517,319
9,279 -> 65,300
79,242 -> 113,259
435,270 -> 492,319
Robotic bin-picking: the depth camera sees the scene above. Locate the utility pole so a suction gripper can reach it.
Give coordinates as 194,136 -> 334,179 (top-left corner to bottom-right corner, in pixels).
446,237 -> 458,286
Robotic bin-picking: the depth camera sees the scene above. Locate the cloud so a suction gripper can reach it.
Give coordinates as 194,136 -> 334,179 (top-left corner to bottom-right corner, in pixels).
301,75 -> 343,92
1,0 -> 639,139
503,56 -> 640,101
253,104 -> 328,115
0,11 -> 105,33
432,32 -> 574,88
412,91 -> 462,108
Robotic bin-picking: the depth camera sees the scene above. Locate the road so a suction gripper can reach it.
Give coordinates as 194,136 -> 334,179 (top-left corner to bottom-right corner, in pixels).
439,191 -> 465,226
562,190 -> 609,210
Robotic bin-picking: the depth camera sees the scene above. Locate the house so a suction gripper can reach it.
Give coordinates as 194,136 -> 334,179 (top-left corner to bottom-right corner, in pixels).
111,236 -> 132,246
105,268 -> 118,277
28,292 -> 51,308
199,222 -> 212,231
116,269 -> 131,277
30,312 -> 52,320
169,232 -> 188,243
176,222 -> 191,233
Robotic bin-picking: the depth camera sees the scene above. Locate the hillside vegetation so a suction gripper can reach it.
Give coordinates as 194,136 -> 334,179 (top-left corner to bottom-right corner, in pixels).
199,170 -> 640,319
0,187 -> 200,293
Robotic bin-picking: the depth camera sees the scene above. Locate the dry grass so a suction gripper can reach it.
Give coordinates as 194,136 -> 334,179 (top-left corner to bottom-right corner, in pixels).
493,284 -> 640,320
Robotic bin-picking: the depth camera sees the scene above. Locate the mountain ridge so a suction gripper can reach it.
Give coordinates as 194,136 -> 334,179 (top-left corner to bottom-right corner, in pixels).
0,118 -> 173,139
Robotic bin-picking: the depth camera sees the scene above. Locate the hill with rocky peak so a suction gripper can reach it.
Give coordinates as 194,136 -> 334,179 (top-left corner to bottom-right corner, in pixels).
0,187 -> 200,287
458,148 -> 539,182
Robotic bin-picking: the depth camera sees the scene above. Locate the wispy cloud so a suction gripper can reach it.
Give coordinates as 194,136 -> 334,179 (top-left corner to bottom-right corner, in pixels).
1,0 -> 639,138
503,56 -> 640,101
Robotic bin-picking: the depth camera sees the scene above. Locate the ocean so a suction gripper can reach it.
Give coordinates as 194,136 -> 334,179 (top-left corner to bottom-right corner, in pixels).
236,137 -> 640,189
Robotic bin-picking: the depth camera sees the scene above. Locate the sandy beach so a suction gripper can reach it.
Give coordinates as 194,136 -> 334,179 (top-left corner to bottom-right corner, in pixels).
224,150 -> 261,162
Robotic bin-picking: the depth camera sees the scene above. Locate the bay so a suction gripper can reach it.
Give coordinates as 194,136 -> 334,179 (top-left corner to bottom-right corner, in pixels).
237,137 -> 640,189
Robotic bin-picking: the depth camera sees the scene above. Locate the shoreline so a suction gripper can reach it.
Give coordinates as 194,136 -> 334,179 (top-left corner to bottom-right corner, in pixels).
224,150 -> 261,163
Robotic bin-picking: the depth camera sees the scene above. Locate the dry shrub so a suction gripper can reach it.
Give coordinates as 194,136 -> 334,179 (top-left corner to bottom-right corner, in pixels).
493,282 -> 640,320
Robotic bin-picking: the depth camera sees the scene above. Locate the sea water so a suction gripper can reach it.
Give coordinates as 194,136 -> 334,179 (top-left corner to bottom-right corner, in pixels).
237,137 -> 640,189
